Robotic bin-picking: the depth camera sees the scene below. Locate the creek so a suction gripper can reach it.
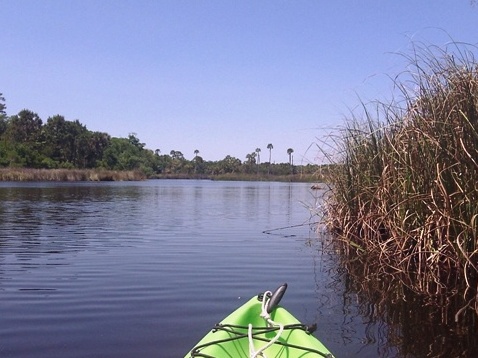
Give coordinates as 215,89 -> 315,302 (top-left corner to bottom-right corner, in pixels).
0,180 -> 474,357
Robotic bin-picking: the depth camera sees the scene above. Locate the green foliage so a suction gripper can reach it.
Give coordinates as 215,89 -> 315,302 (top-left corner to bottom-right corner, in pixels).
6,109 -> 42,143
48,117 -> 92,167
0,94 -> 321,180
100,137 -> 140,170
0,93 -> 6,117
0,93 -> 7,135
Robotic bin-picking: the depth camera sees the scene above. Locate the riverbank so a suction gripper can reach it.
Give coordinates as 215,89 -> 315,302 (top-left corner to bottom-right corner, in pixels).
152,172 -> 322,182
0,168 -> 146,181
0,168 -> 323,182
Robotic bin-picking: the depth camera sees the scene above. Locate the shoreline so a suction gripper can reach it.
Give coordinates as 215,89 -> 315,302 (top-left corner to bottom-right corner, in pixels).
0,168 -> 146,182
0,168 -> 323,183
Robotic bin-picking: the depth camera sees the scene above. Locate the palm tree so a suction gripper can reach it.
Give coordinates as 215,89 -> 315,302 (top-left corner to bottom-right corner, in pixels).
287,148 -> 294,166
267,143 -> 273,175
246,152 -> 257,169
193,149 -> 199,173
267,143 -> 273,163
255,148 -> 261,164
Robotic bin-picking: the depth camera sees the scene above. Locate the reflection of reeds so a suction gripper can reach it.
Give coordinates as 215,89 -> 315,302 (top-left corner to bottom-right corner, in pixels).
336,254 -> 478,356
325,42 -> 478,318
0,168 -> 146,181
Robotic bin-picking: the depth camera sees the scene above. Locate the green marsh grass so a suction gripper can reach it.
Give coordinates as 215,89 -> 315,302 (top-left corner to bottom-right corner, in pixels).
325,42 -> 478,319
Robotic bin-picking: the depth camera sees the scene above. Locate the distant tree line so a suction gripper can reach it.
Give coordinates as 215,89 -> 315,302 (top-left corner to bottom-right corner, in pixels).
0,94 -> 322,179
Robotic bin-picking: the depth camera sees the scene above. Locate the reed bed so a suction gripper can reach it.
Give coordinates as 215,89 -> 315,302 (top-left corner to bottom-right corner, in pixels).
325,42 -> 478,318
0,168 -> 146,181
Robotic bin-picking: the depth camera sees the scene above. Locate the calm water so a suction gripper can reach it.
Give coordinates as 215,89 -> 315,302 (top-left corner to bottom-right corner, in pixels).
1,179 -> 449,357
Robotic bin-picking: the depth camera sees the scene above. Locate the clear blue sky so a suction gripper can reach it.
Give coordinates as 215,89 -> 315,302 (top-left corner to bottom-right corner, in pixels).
1,1 -> 477,163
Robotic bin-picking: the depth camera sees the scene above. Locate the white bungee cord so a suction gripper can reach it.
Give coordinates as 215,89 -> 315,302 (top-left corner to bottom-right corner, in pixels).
248,291 -> 285,358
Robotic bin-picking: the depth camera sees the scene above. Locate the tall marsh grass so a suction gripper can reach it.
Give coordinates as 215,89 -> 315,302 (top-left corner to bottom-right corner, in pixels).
326,43 -> 478,318
0,168 -> 146,181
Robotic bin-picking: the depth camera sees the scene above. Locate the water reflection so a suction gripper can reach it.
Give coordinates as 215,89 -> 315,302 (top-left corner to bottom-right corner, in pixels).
0,183 -> 146,270
329,246 -> 478,357
3,180 -> 474,357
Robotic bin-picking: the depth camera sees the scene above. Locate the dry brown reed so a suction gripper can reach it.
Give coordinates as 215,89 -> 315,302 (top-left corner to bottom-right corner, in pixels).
0,168 -> 146,181
325,42 -> 478,320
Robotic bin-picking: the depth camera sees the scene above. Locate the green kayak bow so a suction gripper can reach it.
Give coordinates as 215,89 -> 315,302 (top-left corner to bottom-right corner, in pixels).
185,283 -> 335,358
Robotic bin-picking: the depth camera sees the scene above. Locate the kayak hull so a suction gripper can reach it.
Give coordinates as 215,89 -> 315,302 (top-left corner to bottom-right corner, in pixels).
184,295 -> 334,358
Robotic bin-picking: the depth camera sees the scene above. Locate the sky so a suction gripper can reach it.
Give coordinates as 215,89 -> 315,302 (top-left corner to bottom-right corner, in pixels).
1,1 -> 477,164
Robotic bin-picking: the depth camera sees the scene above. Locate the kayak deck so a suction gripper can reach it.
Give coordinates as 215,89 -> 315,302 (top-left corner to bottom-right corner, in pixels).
185,292 -> 334,358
